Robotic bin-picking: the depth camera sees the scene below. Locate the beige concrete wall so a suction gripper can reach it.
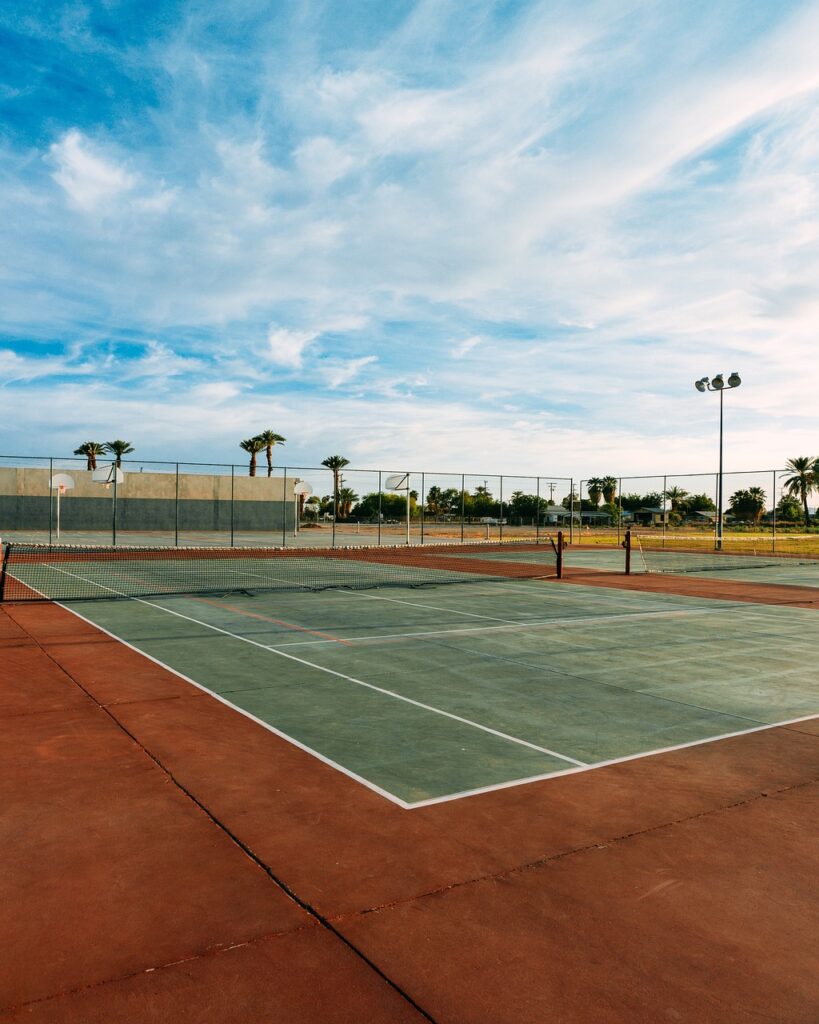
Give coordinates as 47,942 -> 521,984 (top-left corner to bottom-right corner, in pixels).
0,468 -> 297,502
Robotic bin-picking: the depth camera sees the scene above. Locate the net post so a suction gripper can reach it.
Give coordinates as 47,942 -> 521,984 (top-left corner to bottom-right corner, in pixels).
625,529 -> 632,575
556,530 -> 563,578
174,464 -> 179,547
0,542 -> 9,600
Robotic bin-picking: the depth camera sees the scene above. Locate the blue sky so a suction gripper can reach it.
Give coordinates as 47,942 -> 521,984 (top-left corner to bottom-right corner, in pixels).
1,0 -> 818,476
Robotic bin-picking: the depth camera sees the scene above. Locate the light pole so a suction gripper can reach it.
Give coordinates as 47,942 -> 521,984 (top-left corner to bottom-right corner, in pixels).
694,371 -> 741,550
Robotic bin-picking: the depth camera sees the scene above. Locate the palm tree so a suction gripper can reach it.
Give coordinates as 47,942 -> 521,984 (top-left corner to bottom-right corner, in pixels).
601,476 -> 618,505
586,477 -> 604,506
338,487 -> 358,518
73,441 -> 106,471
783,456 -> 816,525
239,437 -> 266,477
747,486 -> 767,525
104,440 -> 135,467
255,430 -> 286,478
321,455 -> 350,519
663,486 -> 689,512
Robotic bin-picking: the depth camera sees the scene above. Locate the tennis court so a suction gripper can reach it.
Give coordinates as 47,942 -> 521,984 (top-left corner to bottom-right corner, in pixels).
2,537 -> 818,1021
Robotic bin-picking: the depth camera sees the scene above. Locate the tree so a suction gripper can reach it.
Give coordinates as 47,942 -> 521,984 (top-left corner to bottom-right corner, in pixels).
782,456 -> 816,525
663,486 -> 689,512
104,440 -> 134,467
321,455 -> 350,520
586,477 -> 604,506
337,487 -> 358,518
73,441 -> 106,471
255,430 -> 286,478
728,488 -> 766,523
239,436 -> 266,476
601,476 -> 618,504
775,494 -> 802,522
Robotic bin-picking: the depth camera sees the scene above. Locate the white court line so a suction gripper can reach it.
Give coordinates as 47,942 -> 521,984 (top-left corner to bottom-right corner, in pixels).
51,599 -> 413,810
405,712 -> 819,808
271,606 -> 718,648
45,564 -> 586,769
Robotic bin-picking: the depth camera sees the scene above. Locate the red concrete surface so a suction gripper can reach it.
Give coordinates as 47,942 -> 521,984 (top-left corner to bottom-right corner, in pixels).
339,785 -> 819,1023
0,929 -> 425,1024
3,595 -> 818,1021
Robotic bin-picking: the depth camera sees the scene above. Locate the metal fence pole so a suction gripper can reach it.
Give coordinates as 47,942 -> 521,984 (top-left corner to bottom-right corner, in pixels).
662,475 -> 667,547
420,472 -> 425,545
617,477 -> 622,546
378,471 -> 382,546
569,478 -> 574,544
499,475 -> 504,542
48,457 -> 53,545
230,465 -> 235,547
460,474 -> 465,543
772,469 -> 777,552
174,463 -> 179,547
536,477 -> 541,543
112,468 -> 117,546
282,469 -> 288,547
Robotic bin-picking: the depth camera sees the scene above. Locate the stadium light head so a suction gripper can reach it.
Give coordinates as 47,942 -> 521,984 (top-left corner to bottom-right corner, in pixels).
711,373 -> 725,389
694,378 -> 707,392
727,372 -> 741,388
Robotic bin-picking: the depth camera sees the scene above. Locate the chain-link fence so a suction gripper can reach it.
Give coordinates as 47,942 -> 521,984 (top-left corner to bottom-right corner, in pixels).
2,454 -> 808,550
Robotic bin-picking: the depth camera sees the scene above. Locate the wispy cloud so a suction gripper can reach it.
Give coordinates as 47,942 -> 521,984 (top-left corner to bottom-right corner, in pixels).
1,1 -> 817,473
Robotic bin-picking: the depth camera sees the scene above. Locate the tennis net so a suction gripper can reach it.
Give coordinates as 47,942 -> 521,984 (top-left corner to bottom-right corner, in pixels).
631,533 -> 819,576
0,539 -> 562,602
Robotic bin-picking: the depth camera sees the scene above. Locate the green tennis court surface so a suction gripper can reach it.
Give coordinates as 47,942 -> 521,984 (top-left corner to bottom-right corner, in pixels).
60,577 -> 819,806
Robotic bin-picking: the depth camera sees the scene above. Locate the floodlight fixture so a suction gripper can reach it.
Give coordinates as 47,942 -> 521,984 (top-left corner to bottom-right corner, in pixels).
694,369 -> 743,550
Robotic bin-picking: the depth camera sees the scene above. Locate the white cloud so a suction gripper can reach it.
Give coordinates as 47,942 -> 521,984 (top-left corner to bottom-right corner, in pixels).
49,130 -> 135,210
320,355 -> 377,389
452,335 -> 481,358
266,327 -> 319,368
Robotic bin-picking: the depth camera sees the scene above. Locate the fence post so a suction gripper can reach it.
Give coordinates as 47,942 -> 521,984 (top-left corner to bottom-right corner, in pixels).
112,468 -> 117,546
282,469 -> 288,547
48,457 -> 53,545
536,476 -> 541,543
772,469 -> 777,552
625,529 -> 631,575
662,475 -> 667,547
617,477 -> 622,546
230,465 -> 235,547
569,478 -> 575,544
174,464 -> 179,547
460,474 -> 465,543
378,471 -> 382,546
420,472 -> 425,545
556,530 -> 563,578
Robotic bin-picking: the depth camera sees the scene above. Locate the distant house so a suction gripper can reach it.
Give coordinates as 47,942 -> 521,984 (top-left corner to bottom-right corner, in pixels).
632,507 -> 669,526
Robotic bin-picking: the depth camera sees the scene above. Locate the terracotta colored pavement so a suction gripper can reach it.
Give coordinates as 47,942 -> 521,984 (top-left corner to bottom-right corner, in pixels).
2,598 -> 818,1022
